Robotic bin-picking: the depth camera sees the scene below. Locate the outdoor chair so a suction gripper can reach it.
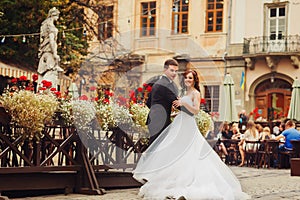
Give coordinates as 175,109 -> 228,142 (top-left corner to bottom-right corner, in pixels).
223,139 -> 240,165
278,149 -> 294,169
290,140 -> 300,176
291,140 -> 300,158
258,139 -> 279,168
244,140 -> 260,168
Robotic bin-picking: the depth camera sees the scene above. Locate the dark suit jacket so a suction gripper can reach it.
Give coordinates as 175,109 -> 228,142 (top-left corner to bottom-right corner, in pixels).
146,76 -> 178,138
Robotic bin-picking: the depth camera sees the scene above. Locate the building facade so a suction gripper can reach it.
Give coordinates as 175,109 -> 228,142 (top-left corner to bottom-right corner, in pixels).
92,0 -> 300,122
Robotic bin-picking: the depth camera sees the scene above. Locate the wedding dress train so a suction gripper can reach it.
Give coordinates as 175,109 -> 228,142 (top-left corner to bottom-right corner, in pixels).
133,96 -> 250,200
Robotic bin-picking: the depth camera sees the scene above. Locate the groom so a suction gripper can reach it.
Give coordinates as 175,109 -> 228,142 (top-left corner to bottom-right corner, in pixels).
146,59 -> 180,145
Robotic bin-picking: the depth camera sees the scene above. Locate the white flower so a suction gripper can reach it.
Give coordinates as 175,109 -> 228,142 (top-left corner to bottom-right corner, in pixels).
195,110 -> 212,136
95,102 -> 115,131
0,90 -> 58,141
72,100 -> 96,131
129,103 -> 149,131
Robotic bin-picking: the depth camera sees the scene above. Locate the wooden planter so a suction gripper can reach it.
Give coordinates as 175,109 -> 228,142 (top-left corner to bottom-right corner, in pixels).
291,158 -> 300,176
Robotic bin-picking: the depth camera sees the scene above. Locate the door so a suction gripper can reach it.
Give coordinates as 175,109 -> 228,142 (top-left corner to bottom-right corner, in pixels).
255,89 -> 291,121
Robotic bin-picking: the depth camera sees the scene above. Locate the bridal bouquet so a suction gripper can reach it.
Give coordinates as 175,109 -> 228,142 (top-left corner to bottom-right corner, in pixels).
195,110 -> 212,136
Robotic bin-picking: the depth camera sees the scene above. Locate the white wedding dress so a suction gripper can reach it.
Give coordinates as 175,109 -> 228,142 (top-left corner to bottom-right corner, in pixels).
133,96 -> 250,200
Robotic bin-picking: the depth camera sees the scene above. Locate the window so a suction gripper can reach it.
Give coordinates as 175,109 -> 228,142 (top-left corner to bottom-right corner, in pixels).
204,85 -> 220,112
206,0 -> 223,32
268,7 -> 286,40
172,0 -> 189,34
141,2 -> 156,36
98,6 -> 114,40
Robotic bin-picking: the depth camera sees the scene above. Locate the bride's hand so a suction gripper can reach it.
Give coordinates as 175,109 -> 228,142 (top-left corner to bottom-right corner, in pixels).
172,98 -> 182,108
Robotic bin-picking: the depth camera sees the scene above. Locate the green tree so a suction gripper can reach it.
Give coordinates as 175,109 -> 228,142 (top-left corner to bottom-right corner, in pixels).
0,0 -> 109,74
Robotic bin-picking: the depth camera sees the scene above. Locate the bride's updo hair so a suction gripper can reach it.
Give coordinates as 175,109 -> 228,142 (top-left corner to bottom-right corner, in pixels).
183,69 -> 200,92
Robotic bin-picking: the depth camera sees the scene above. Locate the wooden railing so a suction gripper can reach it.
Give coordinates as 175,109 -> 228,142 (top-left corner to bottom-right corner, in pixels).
0,108 -> 146,196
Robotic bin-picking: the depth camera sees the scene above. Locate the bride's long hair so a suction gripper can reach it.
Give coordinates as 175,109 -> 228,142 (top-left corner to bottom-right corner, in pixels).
181,69 -> 200,94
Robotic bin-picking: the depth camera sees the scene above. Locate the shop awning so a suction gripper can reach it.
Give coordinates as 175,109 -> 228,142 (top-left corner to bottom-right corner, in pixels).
0,61 -> 35,78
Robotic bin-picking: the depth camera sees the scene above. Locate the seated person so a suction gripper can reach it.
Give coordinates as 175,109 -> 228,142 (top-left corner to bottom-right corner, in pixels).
231,123 -> 241,139
215,122 -> 232,163
260,126 -> 274,141
238,120 -> 260,167
275,120 -> 300,152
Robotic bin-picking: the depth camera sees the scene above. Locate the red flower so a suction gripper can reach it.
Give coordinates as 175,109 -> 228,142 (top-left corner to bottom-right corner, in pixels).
42,80 -> 52,88
137,87 -> 143,92
129,90 -> 135,98
79,95 -> 88,100
19,76 -> 27,81
32,74 -> 38,81
103,98 -> 110,104
200,98 -> 206,104
146,86 -> 152,92
131,97 -> 137,103
253,107 -> 259,113
50,87 -> 56,91
54,91 -> 61,98
39,87 -> 46,91
143,83 -> 148,88
90,86 -> 97,91
104,90 -> 110,96
91,97 -> 98,101
25,86 -> 34,91
11,78 -> 18,83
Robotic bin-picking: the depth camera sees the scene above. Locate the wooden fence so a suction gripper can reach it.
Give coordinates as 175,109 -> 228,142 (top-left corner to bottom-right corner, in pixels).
0,107 -> 145,198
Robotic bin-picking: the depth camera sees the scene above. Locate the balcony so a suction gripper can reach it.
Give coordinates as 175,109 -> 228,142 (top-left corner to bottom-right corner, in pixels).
243,35 -> 300,55
243,35 -> 300,70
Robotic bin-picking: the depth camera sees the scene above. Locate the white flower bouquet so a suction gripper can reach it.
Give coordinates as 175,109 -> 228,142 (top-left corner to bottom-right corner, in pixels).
0,90 -> 58,141
195,110 -> 212,136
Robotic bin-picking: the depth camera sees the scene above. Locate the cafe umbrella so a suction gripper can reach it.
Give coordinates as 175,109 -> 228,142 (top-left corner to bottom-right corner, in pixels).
287,78 -> 300,121
219,73 -> 239,122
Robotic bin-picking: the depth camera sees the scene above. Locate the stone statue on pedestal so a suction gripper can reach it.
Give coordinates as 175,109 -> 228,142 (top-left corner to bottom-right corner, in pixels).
37,7 -> 63,89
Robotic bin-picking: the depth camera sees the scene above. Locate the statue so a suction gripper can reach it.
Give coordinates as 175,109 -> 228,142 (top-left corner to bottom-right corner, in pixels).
37,7 -> 63,89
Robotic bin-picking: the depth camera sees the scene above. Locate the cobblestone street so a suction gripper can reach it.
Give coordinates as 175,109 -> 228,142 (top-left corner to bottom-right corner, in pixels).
8,166 -> 300,200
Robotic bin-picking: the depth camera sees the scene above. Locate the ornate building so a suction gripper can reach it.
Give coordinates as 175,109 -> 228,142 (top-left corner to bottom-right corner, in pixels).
87,0 -> 300,121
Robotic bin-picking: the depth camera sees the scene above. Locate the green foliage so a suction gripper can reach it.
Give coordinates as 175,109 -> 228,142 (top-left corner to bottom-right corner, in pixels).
0,0 -> 88,72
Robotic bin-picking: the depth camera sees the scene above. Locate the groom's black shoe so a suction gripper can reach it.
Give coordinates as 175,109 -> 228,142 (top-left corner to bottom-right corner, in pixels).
177,196 -> 186,200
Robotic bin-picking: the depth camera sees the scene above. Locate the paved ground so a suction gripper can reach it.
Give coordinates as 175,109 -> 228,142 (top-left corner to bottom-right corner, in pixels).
6,166 -> 300,200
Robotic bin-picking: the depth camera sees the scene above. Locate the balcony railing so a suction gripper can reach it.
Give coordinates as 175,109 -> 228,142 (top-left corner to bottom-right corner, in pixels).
243,35 -> 300,55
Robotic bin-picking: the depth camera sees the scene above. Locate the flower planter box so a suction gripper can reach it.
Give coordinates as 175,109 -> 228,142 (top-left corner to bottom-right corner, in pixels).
291,158 -> 300,176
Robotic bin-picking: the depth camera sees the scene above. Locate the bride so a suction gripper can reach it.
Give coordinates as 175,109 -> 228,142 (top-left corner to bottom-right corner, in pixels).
133,69 -> 250,200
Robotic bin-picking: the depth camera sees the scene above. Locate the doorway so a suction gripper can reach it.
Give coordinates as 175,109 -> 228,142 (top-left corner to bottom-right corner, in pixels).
254,78 -> 291,121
